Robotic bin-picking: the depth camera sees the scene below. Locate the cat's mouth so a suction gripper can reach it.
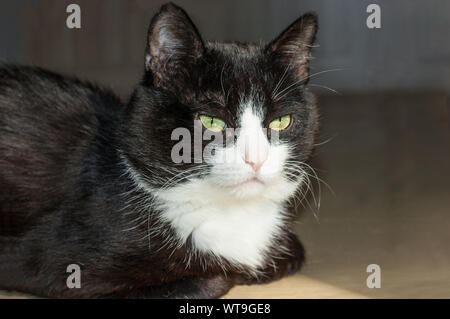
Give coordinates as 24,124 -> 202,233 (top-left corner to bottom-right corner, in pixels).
235,177 -> 264,188
221,176 -> 267,198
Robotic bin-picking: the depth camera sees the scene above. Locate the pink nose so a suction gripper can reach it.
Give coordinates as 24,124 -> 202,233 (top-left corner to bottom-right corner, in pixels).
244,158 -> 265,172
243,144 -> 268,171
240,132 -> 269,172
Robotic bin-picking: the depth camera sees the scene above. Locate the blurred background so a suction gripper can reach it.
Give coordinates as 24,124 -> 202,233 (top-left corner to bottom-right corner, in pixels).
0,0 -> 449,298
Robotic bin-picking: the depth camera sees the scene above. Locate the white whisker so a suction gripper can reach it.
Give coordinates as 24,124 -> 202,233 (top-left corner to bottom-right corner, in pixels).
273,68 -> 344,101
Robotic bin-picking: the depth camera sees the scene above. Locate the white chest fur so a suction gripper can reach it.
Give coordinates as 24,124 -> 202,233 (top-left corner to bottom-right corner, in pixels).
153,179 -> 287,270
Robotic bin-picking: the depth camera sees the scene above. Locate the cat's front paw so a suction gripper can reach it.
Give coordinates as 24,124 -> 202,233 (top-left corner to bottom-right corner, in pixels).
132,275 -> 235,299
237,233 -> 305,285
282,234 -> 305,277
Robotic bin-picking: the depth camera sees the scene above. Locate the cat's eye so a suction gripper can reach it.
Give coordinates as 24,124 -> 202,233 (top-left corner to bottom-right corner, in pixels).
199,115 -> 227,132
269,115 -> 292,131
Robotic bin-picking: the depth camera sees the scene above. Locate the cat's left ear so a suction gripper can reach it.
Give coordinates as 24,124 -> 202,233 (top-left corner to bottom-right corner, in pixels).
267,13 -> 318,83
145,3 -> 204,87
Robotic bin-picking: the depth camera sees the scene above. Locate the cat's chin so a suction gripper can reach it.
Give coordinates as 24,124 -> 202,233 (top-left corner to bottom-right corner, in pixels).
219,176 -> 299,202
150,171 -> 299,204
227,178 -> 266,199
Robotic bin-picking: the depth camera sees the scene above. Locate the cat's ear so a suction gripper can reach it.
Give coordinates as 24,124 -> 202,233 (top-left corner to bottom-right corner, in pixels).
145,3 -> 204,86
267,13 -> 318,83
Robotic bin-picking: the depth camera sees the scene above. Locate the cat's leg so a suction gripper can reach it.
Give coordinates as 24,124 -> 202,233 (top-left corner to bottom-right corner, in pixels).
112,275 -> 235,299
237,232 -> 305,285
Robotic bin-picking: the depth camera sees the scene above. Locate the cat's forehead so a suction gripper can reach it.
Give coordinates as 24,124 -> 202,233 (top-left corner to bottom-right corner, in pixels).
206,42 -> 268,80
198,42 -> 274,117
207,42 -> 263,58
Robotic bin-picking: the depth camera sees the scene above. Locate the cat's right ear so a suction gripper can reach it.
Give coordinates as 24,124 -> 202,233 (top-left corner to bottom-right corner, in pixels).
145,3 -> 204,87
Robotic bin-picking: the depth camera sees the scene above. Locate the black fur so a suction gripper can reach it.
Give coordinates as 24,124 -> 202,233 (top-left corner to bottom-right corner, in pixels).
0,3 -> 318,298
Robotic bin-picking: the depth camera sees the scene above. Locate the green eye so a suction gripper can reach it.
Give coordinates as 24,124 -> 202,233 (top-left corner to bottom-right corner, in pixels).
269,115 -> 291,131
199,115 -> 227,132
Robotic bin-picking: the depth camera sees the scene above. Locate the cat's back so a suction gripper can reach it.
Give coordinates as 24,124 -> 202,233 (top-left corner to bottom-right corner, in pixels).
0,65 -> 123,130
0,65 -> 123,235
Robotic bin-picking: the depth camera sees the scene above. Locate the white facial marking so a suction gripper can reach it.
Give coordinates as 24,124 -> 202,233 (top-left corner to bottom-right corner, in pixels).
237,107 -> 269,172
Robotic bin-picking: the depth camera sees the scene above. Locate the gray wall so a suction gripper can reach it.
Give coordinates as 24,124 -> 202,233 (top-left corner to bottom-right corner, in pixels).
0,0 -> 449,95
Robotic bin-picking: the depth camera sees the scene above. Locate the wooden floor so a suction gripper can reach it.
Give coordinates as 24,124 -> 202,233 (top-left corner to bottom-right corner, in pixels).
1,93 -> 450,298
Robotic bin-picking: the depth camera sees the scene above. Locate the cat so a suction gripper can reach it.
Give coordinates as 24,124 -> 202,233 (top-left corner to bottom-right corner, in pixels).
0,3 -> 318,298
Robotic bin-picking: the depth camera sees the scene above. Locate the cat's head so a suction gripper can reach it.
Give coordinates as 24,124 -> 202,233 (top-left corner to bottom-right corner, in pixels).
121,3 -> 319,203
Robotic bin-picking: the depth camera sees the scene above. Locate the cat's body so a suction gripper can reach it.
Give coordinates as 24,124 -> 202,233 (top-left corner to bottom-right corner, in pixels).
0,3 -> 318,298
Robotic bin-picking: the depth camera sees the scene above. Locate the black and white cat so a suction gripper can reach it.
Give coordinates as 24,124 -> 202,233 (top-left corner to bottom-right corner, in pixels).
0,3 -> 319,298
